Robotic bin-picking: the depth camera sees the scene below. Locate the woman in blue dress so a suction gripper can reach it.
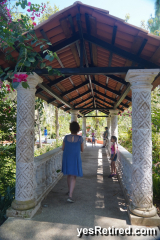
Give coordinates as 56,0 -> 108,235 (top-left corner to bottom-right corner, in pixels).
62,121 -> 84,203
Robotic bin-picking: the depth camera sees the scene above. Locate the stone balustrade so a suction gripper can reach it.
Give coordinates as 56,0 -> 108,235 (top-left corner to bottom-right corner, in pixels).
34,147 -> 63,204
116,145 -> 132,203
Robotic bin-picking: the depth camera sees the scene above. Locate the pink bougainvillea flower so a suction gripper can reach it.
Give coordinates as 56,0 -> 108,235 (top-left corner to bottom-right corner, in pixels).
27,9 -> 31,12
131,128 -> 132,131
32,22 -> 36,26
31,16 -> 35,20
129,115 -> 131,117
28,2 -> 31,6
33,9 -> 35,12
13,74 -> 28,83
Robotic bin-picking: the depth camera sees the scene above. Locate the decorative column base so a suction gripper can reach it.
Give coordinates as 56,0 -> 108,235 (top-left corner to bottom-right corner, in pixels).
7,202 -> 41,219
11,199 -> 36,211
129,204 -> 157,218
128,208 -> 160,226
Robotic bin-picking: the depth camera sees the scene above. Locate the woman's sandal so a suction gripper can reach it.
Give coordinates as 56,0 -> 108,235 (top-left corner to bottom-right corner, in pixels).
67,197 -> 74,203
108,174 -> 114,178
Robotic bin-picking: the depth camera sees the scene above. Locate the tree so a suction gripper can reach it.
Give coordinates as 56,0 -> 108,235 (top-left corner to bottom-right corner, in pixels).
148,0 -> 160,35
38,1 -> 59,24
125,13 -> 130,23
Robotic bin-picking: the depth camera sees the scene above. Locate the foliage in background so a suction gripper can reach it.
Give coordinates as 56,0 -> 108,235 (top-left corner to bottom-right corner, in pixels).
34,139 -> 62,157
38,1 -> 59,23
0,81 -> 16,196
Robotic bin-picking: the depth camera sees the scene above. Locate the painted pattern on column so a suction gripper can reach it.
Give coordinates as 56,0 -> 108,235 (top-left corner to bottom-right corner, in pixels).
131,90 -> 153,208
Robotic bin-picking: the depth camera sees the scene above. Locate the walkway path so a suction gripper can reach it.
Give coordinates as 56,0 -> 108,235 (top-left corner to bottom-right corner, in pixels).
0,145 -> 159,240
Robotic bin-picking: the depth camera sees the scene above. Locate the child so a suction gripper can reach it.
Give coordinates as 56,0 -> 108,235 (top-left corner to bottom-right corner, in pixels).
108,136 -> 117,178
92,131 -> 95,147
44,127 -> 48,143
62,121 -> 84,203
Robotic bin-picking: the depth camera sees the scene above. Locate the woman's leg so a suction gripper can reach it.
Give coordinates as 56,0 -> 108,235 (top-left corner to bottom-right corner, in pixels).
69,175 -> 76,198
67,175 -> 71,192
111,161 -> 114,174
113,162 -> 116,174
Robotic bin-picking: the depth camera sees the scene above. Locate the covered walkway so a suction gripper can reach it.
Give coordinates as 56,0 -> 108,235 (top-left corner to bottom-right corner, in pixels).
0,145 -> 159,240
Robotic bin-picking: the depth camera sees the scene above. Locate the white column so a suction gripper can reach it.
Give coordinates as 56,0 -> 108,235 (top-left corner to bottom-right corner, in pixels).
70,110 -> 78,122
126,69 -> 159,217
82,117 -> 86,146
110,110 -> 119,141
107,116 -> 111,153
107,117 -> 111,139
11,73 -> 43,211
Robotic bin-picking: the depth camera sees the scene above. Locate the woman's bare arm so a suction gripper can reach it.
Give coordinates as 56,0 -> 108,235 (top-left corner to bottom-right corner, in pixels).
81,142 -> 84,152
62,141 -> 65,151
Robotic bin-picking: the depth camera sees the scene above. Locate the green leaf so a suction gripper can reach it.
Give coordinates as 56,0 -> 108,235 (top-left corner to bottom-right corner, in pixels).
18,36 -> 24,43
12,82 -> 19,89
40,45 -> 45,50
22,82 -> 29,89
48,56 -> 54,62
27,34 -> 32,40
0,72 -> 5,77
48,69 -> 53,75
4,67 -> 10,71
24,61 -> 31,67
31,40 -> 37,45
44,54 -> 50,61
56,170 -> 61,173
40,63 -> 46,69
28,57 -> 35,62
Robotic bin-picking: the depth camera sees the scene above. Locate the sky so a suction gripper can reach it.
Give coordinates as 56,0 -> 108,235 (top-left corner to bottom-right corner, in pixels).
43,0 -> 156,28
11,0 -> 156,28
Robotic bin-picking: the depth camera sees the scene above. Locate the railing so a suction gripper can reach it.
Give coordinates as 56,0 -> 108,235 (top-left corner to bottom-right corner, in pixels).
34,147 -> 63,204
116,145 -> 132,203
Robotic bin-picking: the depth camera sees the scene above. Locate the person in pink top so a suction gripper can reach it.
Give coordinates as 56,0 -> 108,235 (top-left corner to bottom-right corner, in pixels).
108,136 -> 117,178
92,131 -> 95,147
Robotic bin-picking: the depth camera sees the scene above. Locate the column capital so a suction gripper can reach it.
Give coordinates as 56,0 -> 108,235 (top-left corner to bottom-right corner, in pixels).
70,109 -> 79,114
110,110 -> 119,115
16,72 -> 43,91
125,69 -> 160,90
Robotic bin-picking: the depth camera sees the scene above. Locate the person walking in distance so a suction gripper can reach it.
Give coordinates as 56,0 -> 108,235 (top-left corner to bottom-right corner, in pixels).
102,127 -> 108,148
62,121 -> 84,203
44,127 -> 48,143
92,130 -> 96,147
108,136 -> 118,178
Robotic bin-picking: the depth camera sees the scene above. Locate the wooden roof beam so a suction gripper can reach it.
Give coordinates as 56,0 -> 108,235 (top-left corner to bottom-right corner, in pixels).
36,75 -> 72,94
35,66 -> 148,76
47,81 -> 89,104
74,96 -> 93,108
108,26 -> 117,67
76,13 -> 96,108
113,83 -> 131,110
39,29 -> 80,57
93,89 -> 129,108
83,33 -> 159,68
92,80 -> 131,102
38,82 -> 73,108
68,90 -> 91,103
